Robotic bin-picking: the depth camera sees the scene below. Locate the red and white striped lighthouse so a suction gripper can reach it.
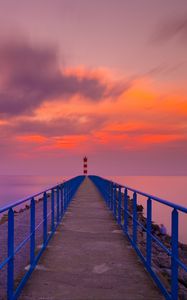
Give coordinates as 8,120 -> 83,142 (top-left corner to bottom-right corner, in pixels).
83,156 -> 88,175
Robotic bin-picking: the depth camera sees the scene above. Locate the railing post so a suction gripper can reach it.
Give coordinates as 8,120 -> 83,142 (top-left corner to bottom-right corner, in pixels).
56,186 -> 60,223
106,181 -> 108,205
60,184 -> 64,218
51,189 -> 55,232
70,181 -> 73,202
67,183 -> 69,207
68,182 -> 70,205
69,182 -> 72,204
64,184 -> 66,211
7,208 -> 14,300
110,182 -> 113,210
64,184 -> 66,212
133,192 -> 137,245
103,181 -> 106,203
107,181 -> 110,207
71,181 -> 73,202
105,181 -> 107,205
113,184 -> 117,219
66,184 -> 68,211
43,192 -> 47,246
146,198 -> 152,267
112,182 -> 114,210
124,188 -> 128,233
171,208 -> 178,300
30,198 -> 35,267
118,186 -> 122,225
69,181 -> 71,203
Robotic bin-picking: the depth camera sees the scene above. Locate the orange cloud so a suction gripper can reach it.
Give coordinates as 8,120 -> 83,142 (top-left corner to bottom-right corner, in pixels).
103,122 -> 150,133
54,135 -> 88,150
0,119 -> 8,125
92,125 -> 186,151
140,134 -> 185,144
16,135 -> 47,143
32,135 -> 89,154
6,68 -> 187,158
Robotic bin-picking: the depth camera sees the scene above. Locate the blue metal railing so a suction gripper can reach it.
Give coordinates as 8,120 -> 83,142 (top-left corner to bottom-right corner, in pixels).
89,175 -> 187,300
0,175 -> 85,300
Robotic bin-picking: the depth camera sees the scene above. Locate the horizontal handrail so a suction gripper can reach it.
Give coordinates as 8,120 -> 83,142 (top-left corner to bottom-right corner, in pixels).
108,180 -> 187,213
89,175 -> 187,300
0,175 -> 85,300
124,185 -> 187,213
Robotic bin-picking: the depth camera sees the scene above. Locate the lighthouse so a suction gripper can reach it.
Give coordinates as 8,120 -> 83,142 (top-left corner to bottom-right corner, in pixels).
83,156 -> 88,175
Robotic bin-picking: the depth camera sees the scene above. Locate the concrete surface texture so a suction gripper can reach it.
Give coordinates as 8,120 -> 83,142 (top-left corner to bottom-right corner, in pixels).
20,177 -> 163,300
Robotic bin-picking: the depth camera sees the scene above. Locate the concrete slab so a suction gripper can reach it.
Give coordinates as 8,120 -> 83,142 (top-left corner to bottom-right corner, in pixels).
20,178 -> 164,300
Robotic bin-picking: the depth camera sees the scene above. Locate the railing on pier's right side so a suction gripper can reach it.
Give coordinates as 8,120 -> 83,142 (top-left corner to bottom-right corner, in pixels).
89,175 -> 187,300
0,175 -> 85,300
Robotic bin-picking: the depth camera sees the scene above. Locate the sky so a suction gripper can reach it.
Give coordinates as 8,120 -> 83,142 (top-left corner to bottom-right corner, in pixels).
0,0 -> 187,176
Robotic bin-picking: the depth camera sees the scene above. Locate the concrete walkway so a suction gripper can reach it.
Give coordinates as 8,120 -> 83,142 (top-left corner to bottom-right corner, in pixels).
20,178 -> 163,300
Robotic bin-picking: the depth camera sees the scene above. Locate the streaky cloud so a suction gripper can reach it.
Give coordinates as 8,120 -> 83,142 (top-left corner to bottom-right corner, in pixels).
0,38 -> 129,117
150,14 -> 187,44
1,114 -> 107,137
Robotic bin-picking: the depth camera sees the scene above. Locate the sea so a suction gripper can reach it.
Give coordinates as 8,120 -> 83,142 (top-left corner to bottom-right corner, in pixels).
0,175 -> 187,243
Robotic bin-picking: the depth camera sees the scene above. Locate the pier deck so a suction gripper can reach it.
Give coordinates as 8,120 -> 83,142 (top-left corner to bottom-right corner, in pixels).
20,178 -> 163,300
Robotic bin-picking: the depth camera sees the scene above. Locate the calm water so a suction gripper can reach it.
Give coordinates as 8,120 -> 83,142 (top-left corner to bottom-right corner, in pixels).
0,175 -> 66,207
0,175 -> 187,243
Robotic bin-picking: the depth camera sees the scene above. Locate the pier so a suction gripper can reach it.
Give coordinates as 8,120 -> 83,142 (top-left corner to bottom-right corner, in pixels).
0,175 -> 187,300
19,177 -> 162,300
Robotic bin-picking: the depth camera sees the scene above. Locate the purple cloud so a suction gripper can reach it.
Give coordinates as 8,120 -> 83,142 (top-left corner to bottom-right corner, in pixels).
151,14 -> 187,44
0,39 -> 129,117
0,114 -> 107,137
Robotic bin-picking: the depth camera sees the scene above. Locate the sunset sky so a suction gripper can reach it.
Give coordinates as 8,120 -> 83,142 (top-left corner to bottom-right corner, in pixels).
0,0 -> 187,175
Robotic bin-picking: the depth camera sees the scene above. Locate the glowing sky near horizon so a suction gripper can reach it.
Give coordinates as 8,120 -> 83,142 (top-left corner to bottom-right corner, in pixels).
0,0 -> 187,175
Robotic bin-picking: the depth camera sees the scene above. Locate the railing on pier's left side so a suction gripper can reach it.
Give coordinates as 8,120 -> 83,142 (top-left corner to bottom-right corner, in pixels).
89,175 -> 187,300
0,175 -> 85,300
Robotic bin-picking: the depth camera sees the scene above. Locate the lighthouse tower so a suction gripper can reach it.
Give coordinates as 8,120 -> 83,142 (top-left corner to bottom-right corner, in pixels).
83,156 -> 88,175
